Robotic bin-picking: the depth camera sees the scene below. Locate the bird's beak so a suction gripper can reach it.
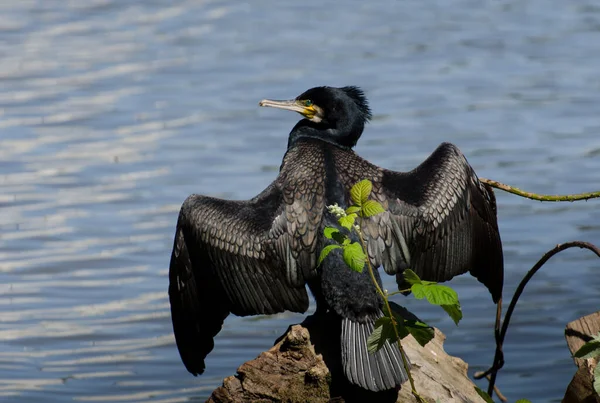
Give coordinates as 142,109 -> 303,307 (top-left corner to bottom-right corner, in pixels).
259,99 -> 311,116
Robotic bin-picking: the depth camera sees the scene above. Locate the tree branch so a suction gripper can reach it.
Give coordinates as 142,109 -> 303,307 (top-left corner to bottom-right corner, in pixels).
476,241 -> 600,399
480,178 -> 600,202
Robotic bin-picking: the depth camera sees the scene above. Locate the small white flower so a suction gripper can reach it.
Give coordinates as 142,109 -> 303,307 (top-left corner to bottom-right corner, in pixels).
326,203 -> 346,218
354,224 -> 361,232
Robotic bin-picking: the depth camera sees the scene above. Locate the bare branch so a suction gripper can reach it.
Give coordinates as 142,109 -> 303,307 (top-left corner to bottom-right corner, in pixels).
480,178 -> 600,202
479,241 -> 600,398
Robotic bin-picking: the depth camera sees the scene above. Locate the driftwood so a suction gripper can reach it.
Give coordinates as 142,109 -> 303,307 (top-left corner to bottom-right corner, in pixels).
208,316 -> 486,403
563,311 -> 600,403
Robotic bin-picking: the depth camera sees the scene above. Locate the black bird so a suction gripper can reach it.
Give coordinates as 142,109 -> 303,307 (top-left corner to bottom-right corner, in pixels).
168,86 -> 503,392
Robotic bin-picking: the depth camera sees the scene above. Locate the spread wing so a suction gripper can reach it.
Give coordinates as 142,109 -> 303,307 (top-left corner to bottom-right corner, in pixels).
168,181 -> 321,375
362,142 -> 504,302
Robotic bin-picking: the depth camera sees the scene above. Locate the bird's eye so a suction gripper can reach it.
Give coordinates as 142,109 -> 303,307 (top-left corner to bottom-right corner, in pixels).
304,100 -> 313,107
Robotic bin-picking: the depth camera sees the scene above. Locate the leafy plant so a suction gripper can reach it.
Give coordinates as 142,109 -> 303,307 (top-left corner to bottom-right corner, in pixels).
320,179 -> 462,402
573,332 -> 600,395
474,387 -> 495,403
475,387 -> 533,403
403,268 -> 463,325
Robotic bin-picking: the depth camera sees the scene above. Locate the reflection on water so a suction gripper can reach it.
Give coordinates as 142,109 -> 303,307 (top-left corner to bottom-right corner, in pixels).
1,0 -> 599,402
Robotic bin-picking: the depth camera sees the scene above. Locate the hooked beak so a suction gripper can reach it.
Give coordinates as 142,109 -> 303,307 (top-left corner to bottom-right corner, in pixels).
259,99 -> 309,115
259,98 -> 322,122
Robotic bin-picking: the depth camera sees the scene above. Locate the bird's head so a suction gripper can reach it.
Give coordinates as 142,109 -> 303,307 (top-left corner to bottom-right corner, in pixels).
259,86 -> 372,149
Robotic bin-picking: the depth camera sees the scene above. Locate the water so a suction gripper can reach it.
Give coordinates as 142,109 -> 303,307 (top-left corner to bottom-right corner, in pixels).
1,1 -> 599,402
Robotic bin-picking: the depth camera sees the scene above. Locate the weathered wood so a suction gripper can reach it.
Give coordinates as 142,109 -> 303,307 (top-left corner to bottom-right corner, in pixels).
563,311 -> 600,403
208,317 -> 486,403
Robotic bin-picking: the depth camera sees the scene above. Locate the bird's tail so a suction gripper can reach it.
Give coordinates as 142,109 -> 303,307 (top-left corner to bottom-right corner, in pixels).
340,315 -> 410,392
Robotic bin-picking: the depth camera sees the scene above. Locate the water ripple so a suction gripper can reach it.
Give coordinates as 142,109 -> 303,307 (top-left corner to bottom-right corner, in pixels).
1,0 -> 599,402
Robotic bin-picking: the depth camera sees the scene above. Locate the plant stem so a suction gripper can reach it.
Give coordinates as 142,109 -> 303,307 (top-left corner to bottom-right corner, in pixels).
357,216 -> 424,403
387,289 -> 411,297
480,178 -> 600,202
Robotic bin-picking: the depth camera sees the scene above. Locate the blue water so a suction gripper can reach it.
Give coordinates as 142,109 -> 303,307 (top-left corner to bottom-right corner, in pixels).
1,1 -> 599,402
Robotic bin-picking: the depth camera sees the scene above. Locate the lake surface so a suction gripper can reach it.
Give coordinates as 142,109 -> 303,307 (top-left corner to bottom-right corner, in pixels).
1,1 -> 599,402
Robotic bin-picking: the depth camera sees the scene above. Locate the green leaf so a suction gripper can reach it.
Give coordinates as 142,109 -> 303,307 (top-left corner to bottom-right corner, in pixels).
367,317 -> 397,353
318,244 -> 341,265
383,303 -> 405,326
350,179 -> 372,206
385,301 -> 419,324
339,213 -> 357,231
402,269 -> 422,286
383,302 -> 428,342
346,206 -> 361,215
411,284 -> 426,299
323,227 -> 338,239
342,242 -> 366,273
405,320 -> 434,347
361,200 -> 385,217
474,387 -> 494,403
441,304 -> 463,325
384,301 -> 413,319
367,318 -> 385,353
573,341 -> 600,359
322,227 -> 346,244
390,314 -> 410,339
411,283 -> 459,306
594,363 -> 600,395
332,232 -> 346,244
515,400 -> 533,403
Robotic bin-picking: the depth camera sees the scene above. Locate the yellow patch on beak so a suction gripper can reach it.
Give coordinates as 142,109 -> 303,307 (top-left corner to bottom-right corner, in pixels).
302,105 -> 316,118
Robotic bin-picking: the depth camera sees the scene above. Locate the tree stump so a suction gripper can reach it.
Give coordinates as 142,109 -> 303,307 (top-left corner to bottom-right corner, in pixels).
563,311 -> 600,403
208,316 -> 487,403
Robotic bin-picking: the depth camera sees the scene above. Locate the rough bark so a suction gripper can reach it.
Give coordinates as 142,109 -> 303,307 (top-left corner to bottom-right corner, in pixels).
563,311 -> 600,403
207,317 -> 486,403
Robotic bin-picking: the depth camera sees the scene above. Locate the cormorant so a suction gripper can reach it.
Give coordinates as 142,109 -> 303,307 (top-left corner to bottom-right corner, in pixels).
168,86 -> 503,393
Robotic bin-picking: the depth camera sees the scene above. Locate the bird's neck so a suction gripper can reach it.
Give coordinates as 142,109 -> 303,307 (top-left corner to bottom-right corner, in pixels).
287,119 -> 363,150
280,135 -> 354,208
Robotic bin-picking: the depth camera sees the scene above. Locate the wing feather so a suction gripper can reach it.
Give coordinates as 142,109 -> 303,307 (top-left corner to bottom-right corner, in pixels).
358,143 -> 503,302
168,186 -> 313,375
